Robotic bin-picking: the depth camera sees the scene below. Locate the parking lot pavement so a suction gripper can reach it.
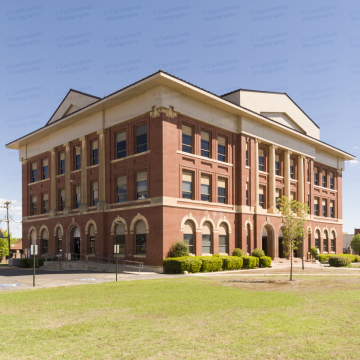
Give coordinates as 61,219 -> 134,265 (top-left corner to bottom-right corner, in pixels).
0,268 -> 180,291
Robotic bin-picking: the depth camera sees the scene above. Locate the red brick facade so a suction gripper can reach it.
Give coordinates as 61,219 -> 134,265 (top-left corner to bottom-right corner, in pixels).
21,111 -> 343,268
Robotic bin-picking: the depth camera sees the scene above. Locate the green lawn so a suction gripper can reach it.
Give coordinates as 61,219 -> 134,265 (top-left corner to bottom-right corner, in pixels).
1,276 -> 360,359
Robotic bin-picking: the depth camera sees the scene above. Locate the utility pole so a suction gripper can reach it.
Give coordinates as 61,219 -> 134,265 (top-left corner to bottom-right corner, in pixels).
0,201 -> 11,262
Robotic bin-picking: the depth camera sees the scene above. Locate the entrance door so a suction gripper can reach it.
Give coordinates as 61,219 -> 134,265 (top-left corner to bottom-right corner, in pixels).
279,237 -> 284,258
262,236 -> 268,256
74,238 -> 80,260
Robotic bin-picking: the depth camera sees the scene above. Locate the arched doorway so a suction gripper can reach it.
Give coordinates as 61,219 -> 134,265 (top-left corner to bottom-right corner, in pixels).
219,223 -> 228,254
135,221 -> 146,255
246,224 -> 251,255
115,223 -> 126,256
261,224 -> 275,258
30,230 -> 36,246
88,225 -> 95,256
323,230 -> 329,253
278,228 -> 284,258
70,226 -> 81,259
202,221 -> 212,255
57,227 -> 63,255
41,228 -> 49,254
330,231 -> 336,253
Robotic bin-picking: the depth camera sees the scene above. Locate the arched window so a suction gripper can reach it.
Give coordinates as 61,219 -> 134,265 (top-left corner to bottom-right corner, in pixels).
57,227 -> 63,254
30,230 -> 36,246
183,220 -> 194,254
202,221 -> 212,254
246,224 -> 251,254
115,223 -> 126,255
331,231 -> 335,253
89,225 -> 95,254
315,230 -> 320,249
219,223 -> 228,254
323,231 -> 328,253
41,229 -> 49,254
135,221 -> 146,255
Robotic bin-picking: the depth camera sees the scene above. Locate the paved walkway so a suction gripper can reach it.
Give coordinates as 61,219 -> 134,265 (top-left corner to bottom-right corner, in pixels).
0,268 -> 179,291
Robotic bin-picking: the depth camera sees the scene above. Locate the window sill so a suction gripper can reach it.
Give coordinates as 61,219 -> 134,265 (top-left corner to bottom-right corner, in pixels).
178,198 -> 233,208
259,170 -> 268,175
71,169 -> 81,174
87,164 -> 99,170
28,178 -> 50,186
313,185 -> 337,192
275,175 -> 284,179
110,150 -> 150,164
177,151 -> 233,167
56,174 -> 65,178
245,166 -> 250,169
134,254 -> 146,258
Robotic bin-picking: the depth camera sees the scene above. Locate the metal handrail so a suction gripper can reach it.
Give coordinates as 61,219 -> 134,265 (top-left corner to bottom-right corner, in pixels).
44,252 -> 143,273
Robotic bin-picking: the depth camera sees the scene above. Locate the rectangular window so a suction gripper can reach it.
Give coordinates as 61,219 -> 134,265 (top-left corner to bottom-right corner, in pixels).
259,149 -> 264,171
31,162 -> 37,182
322,169 -> 326,187
42,238 -> 48,254
42,193 -> 48,214
219,235 -> 227,254
259,186 -> 265,209
218,136 -> 226,162
218,178 -> 226,204
290,159 -> 294,179
75,147 -> 81,170
92,140 -> 98,165
246,182 -> 249,206
330,172 -> 334,189
116,131 -> 126,159
31,195 -> 37,215
75,186 -> 81,209
276,189 -> 280,209
275,154 -> 280,175
307,160 -> 310,182
322,199 -> 327,217
136,171 -> 147,199
135,234 -> 146,254
182,124 -> 192,153
323,237 -> 328,252
57,238 -> 62,254
136,123 -> 147,154
184,234 -> 193,254
307,194 -> 310,214
182,171 -> 192,199
92,182 -> 98,206
60,189 -> 65,211
330,200 -> 335,218
246,142 -> 249,167
314,166 -> 318,186
59,152 -> 65,175
89,236 -> 95,255
117,176 -> 127,203
201,131 -> 210,158
42,158 -> 48,180
201,175 -> 210,202
314,197 -> 319,216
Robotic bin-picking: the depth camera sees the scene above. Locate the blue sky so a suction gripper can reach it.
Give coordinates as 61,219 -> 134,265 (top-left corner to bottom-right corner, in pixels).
1,0 -> 359,237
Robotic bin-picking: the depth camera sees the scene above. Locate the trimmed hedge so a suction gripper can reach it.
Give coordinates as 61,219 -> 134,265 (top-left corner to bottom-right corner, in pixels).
329,256 -> 351,267
354,255 -> 360,263
242,256 -> 257,269
163,256 -> 202,274
318,254 -> 355,263
200,256 -> 222,272
232,248 -> 245,257
222,256 -> 243,270
259,256 -> 271,268
310,246 -> 318,259
252,248 -> 265,258
19,258 -> 30,268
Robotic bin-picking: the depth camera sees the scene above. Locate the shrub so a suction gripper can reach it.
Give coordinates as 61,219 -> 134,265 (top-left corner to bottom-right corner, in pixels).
329,256 -> 351,267
252,248 -> 265,258
163,256 -> 202,274
19,258 -> 30,268
200,256 -> 222,272
310,246 -> 318,259
168,240 -> 189,258
259,256 -> 271,268
354,255 -> 360,262
255,257 -> 259,267
242,256 -> 257,269
351,234 -> 360,253
232,248 -> 245,257
318,254 -> 331,262
222,256 -> 243,270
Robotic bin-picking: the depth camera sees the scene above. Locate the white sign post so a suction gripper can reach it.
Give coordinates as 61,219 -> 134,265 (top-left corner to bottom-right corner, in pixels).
114,245 -> 120,282
30,245 -> 38,287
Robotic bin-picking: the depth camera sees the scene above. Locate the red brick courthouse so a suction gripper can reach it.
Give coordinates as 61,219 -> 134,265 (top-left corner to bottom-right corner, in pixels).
6,71 -> 355,271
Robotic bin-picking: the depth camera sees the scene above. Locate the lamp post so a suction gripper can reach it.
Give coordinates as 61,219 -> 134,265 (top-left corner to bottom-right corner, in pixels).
31,244 -> 38,287
114,244 -> 119,281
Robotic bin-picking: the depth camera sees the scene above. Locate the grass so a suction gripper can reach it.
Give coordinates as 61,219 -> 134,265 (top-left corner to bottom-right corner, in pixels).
1,276 -> 360,359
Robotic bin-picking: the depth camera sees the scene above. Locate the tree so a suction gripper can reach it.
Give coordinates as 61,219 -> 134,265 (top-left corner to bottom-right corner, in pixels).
0,230 -> 18,260
277,196 -> 309,281
293,201 -> 310,270
168,240 -> 189,258
351,234 -> 360,254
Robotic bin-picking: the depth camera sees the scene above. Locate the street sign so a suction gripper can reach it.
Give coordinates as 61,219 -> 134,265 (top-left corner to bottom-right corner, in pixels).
114,245 -> 120,254
30,245 -> 38,255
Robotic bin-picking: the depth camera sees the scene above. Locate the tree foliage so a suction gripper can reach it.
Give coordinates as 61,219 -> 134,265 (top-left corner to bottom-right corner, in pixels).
168,240 -> 190,258
0,230 -> 18,259
350,234 -> 360,253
